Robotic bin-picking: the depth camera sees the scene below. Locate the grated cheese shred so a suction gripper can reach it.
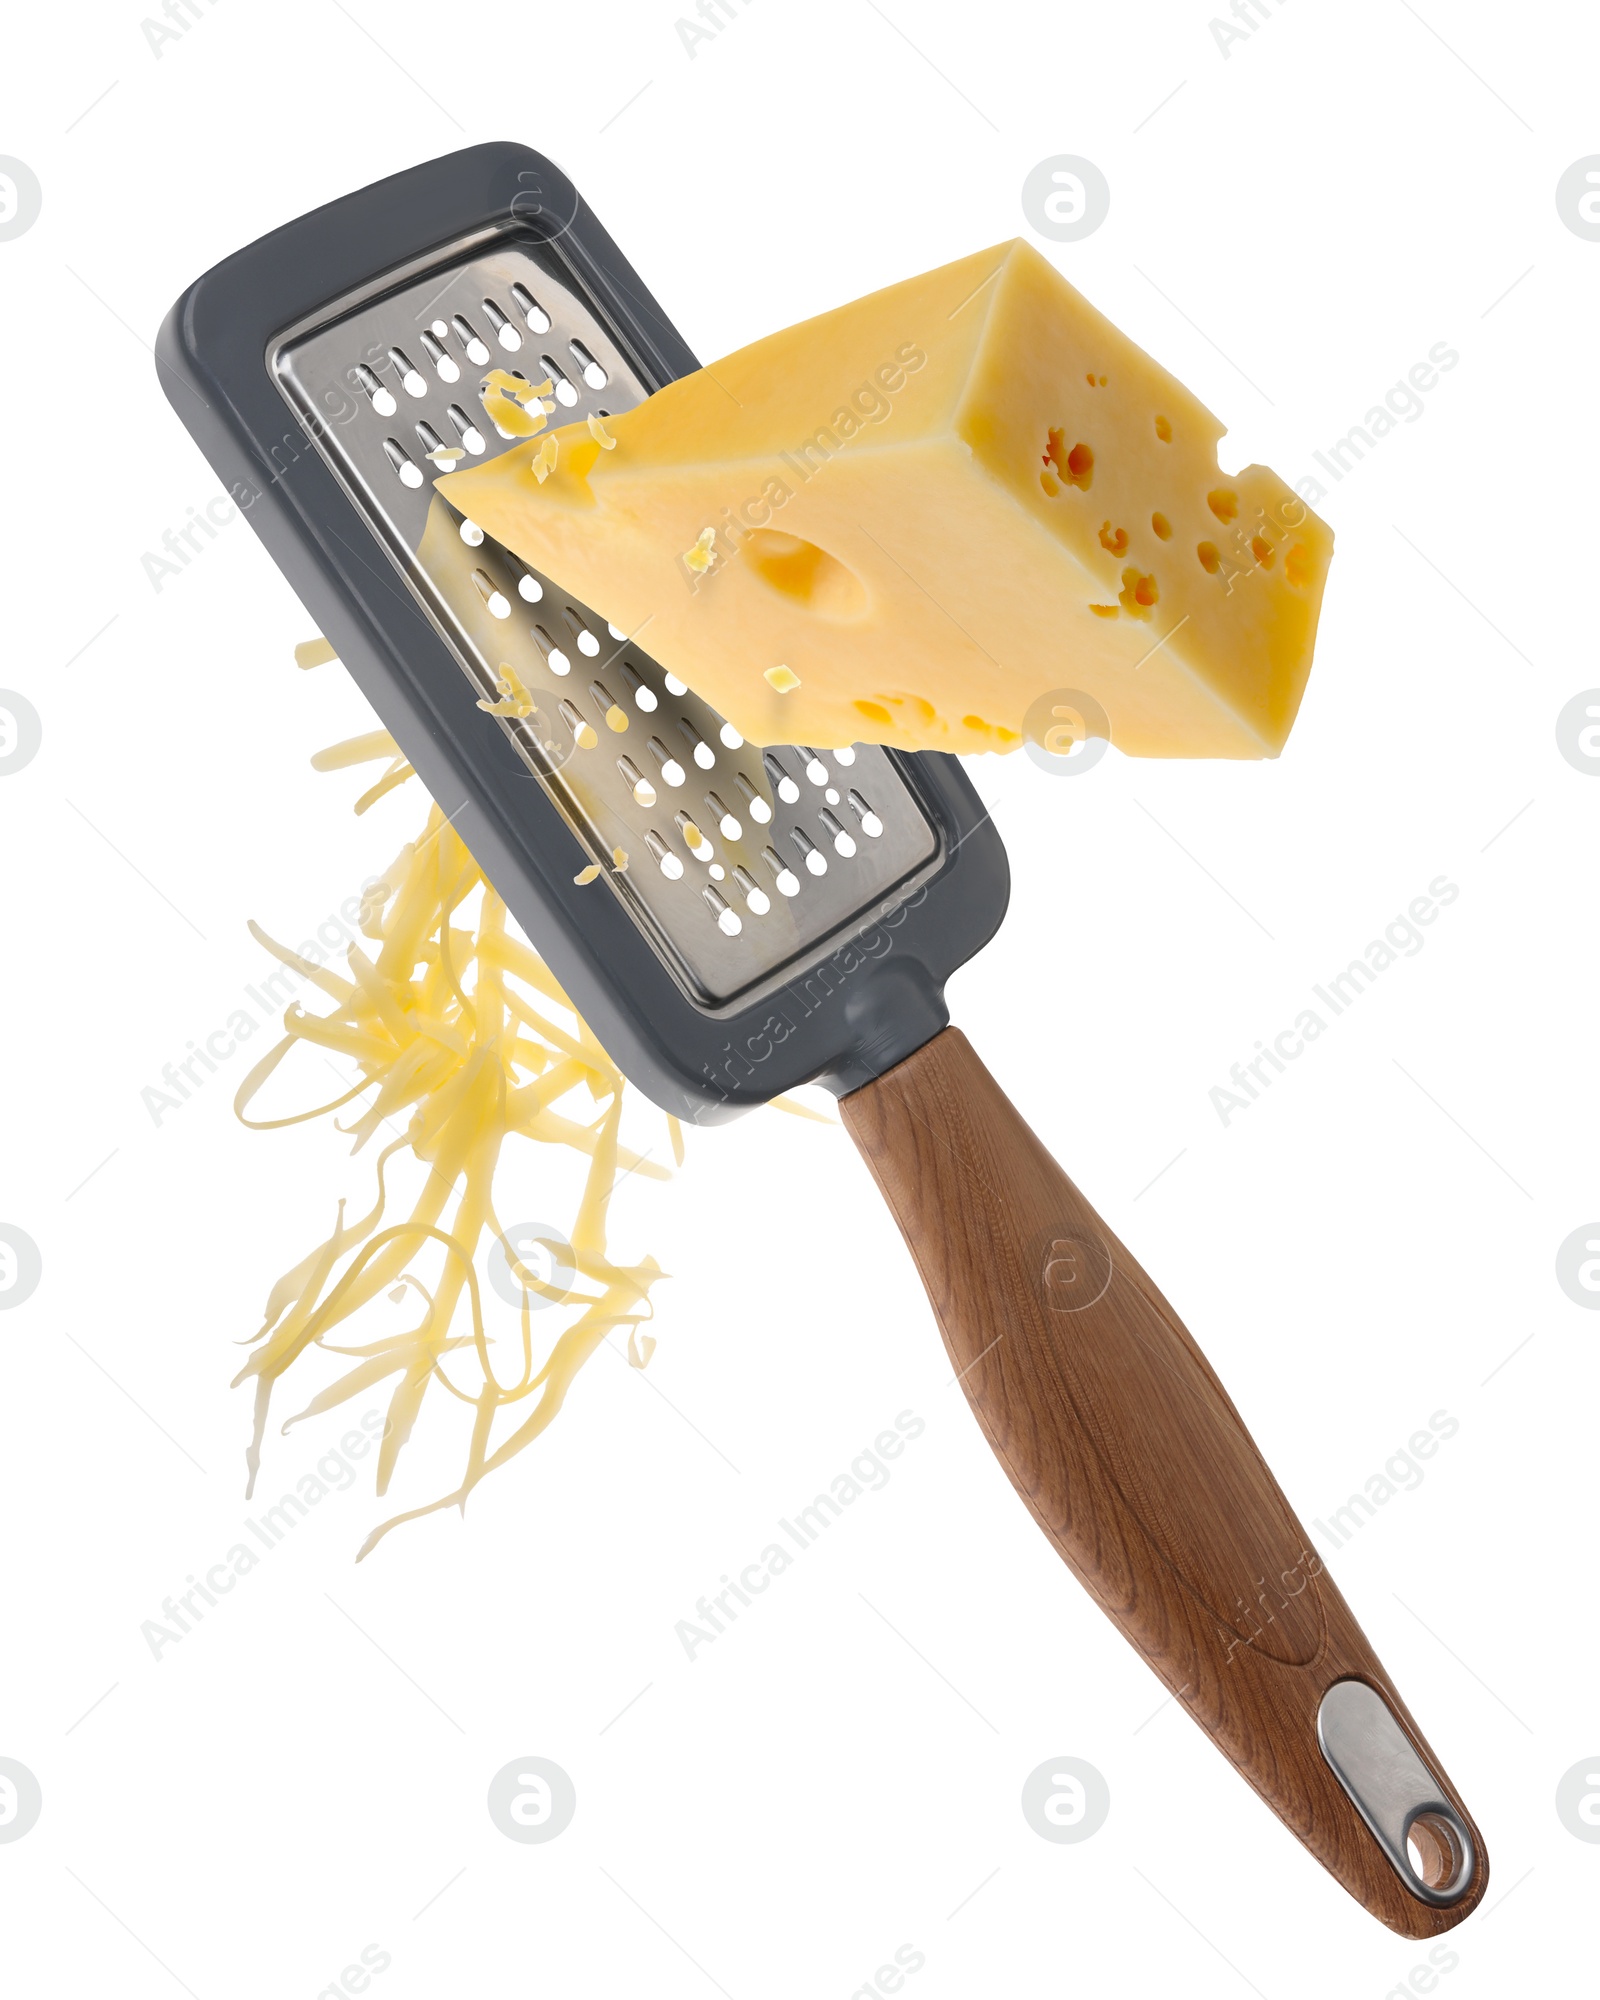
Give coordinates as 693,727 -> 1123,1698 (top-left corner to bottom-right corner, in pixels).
237,648 -> 685,1558
476,666 -> 538,719
245,641 -> 837,1557
480,370 -> 555,441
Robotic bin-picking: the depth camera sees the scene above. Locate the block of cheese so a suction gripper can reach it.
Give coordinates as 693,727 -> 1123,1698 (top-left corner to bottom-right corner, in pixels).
439,240 -> 1332,759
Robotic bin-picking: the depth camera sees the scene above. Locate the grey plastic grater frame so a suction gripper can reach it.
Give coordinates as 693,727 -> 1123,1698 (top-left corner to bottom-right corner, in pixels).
155,142 -> 1009,1121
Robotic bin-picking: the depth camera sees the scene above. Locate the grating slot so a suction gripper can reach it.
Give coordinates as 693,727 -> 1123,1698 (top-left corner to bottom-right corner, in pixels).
510,282 -> 551,333
764,752 -> 801,805
355,363 -> 396,416
540,354 -> 579,407
558,697 -> 597,749
703,885 -> 741,936
847,789 -> 884,837
443,404 -> 484,453
618,755 -> 655,807
269,233 -> 939,1006
706,792 -> 741,841
790,827 -> 828,878
419,328 -> 460,382
569,338 -> 608,390
451,313 -> 491,364
679,719 -> 715,771
388,347 -> 427,398
589,681 -> 627,733
733,866 -> 770,915
470,568 -> 510,618
383,438 -> 423,489
648,735 -> 686,787
763,846 -> 801,897
645,829 -> 684,879
620,663 -> 657,712
481,298 -> 521,350
819,807 -> 856,858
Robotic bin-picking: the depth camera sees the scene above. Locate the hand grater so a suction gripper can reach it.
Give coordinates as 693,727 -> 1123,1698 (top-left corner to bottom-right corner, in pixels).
158,142 -> 1487,1936
158,144 -> 1001,1113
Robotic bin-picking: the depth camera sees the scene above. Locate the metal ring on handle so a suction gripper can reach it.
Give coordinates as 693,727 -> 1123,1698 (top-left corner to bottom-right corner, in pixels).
1317,1679 -> 1477,1907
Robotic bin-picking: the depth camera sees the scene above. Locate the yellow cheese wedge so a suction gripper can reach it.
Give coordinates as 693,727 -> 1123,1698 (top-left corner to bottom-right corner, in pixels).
439,240 -> 1332,759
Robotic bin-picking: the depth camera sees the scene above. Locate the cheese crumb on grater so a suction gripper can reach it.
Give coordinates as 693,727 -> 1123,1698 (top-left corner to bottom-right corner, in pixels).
683,526 -> 717,573
476,665 -> 537,718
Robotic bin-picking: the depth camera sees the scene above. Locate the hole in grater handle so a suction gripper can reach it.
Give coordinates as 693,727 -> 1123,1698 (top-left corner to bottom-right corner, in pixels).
1316,1680 -> 1477,1906
1405,1810 -> 1468,1894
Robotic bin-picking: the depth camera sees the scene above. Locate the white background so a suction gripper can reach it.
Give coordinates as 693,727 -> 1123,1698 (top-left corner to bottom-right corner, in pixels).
1,1 -> 1596,1994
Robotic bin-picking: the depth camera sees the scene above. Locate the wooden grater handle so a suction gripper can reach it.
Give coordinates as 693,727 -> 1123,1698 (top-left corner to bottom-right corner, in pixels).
840,1028 -> 1487,1935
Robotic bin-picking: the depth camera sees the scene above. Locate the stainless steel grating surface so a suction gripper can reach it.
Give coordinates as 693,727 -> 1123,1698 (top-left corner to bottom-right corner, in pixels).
269,233 -> 940,1007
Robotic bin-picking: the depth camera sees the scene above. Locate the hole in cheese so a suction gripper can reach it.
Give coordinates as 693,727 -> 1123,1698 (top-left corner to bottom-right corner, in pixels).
1043,429 -> 1094,491
743,530 -> 866,620
1119,568 -> 1159,618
